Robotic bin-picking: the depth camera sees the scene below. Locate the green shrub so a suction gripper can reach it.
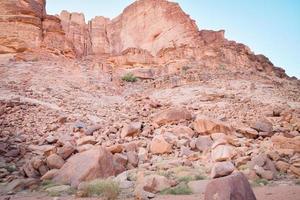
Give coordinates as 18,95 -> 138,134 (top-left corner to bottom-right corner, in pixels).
160,183 -> 192,195
41,180 -> 60,190
194,174 -> 206,180
80,179 -> 120,200
251,178 -> 269,187
121,73 -> 137,82
177,176 -> 194,183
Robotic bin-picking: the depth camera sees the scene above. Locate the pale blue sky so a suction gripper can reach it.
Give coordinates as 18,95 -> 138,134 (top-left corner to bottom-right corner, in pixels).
47,0 -> 300,78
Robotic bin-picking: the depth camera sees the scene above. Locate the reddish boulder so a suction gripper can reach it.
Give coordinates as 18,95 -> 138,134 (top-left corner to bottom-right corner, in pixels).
153,107 -> 193,125
204,172 -> 256,200
52,147 -> 115,187
194,115 -> 232,135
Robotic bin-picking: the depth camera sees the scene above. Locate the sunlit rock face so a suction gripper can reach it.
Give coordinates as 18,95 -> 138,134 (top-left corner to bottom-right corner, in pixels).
0,0 -> 46,53
59,11 -> 88,57
105,0 -> 201,55
0,0 -> 287,77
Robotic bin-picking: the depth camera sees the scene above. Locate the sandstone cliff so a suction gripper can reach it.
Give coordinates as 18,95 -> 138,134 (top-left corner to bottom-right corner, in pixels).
0,0 -> 287,77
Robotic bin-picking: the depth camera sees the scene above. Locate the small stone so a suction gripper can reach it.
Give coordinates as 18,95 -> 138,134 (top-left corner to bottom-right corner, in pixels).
45,135 -> 58,144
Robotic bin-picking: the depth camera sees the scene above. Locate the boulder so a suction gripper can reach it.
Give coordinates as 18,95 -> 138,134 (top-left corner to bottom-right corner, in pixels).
121,122 -> 142,138
57,142 -> 75,160
195,136 -> 213,152
113,153 -> 128,174
107,144 -> 124,154
76,136 -> 97,146
271,135 -> 300,152
194,115 -> 232,135
150,135 -> 172,154
141,175 -> 174,193
52,147 -> 115,187
211,145 -> 233,162
41,169 -> 59,181
153,108 -> 193,125
253,166 -> 274,180
248,154 -> 277,173
46,154 -> 65,169
187,180 -> 209,194
290,165 -> 300,176
251,118 -> 273,133
275,161 -> 290,173
204,172 -> 256,200
127,151 -> 139,167
211,161 -> 235,178
171,125 -> 195,138
236,127 -> 259,139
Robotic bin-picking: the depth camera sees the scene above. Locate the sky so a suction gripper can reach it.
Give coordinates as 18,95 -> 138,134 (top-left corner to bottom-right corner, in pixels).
46,0 -> 300,78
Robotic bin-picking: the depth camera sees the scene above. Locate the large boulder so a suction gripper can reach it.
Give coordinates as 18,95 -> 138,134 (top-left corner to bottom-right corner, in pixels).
193,115 -> 232,135
153,107 -> 193,125
271,135 -> 300,152
204,172 -> 256,200
52,147 -> 115,187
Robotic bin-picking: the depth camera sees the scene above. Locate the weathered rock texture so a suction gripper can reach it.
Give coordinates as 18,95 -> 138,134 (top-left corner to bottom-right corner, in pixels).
0,0 -> 75,57
0,0 -> 287,77
0,0 -> 45,53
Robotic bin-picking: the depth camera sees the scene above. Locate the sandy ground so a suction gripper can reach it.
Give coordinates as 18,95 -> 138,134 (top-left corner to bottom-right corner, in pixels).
0,185 -> 299,200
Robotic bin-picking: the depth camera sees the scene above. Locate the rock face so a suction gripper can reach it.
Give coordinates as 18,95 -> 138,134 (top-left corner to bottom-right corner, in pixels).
0,0 -> 45,53
0,0 -> 287,77
106,0 -> 200,55
0,0 -> 75,57
52,147 -> 115,187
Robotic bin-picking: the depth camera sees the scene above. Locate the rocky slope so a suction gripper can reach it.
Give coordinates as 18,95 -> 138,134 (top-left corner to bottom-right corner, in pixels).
0,0 -> 299,199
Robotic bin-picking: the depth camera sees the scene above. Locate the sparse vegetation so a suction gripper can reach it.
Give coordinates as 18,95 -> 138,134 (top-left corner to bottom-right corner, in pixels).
160,182 -> 192,195
238,164 -> 249,171
121,73 -> 137,82
251,178 -> 269,187
194,174 -> 206,180
219,64 -> 226,70
40,180 -> 60,190
177,176 -> 194,183
40,180 -> 75,197
295,180 -> 300,185
157,170 -> 175,179
79,178 -> 120,200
